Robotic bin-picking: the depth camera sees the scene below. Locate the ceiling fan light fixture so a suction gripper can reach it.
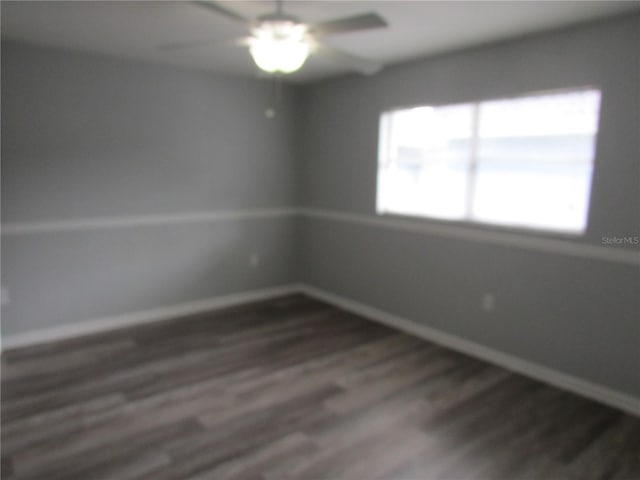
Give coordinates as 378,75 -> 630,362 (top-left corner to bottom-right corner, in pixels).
249,20 -> 310,74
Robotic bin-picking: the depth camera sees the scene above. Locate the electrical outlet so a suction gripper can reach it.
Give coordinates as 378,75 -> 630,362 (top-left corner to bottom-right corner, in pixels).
482,293 -> 495,312
1,286 -> 9,306
249,253 -> 261,268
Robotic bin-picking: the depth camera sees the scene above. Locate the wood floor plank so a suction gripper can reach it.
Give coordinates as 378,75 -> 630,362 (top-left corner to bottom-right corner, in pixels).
2,294 -> 639,480
10,385 -> 229,472
412,385 -> 587,480
566,416 -> 640,479
1,394 -> 127,456
11,419 -> 203,480
186,432 -> 317,480
1,338 -> 137,385
325,349 -> 460,414
165,390 -> 338,478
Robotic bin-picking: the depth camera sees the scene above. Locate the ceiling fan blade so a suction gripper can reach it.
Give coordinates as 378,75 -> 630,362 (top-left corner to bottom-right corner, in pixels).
316,42 -> 383,75
159,36 -> 247,53
159,38 -> 222,52
190,1 -> 252,26
309,13 -> 387,37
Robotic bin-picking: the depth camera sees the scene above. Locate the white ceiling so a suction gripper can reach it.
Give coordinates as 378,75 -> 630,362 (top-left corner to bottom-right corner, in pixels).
2,1 -> 639,83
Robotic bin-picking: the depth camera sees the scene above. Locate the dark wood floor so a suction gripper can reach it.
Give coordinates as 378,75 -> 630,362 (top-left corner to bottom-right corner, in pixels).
2,295 -> 639,480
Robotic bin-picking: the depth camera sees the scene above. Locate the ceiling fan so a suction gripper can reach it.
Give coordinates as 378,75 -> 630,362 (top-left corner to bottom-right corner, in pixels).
163,0 -> 388,75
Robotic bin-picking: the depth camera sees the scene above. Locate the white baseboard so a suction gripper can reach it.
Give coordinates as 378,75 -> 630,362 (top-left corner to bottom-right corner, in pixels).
1,284 -> 300,351
3,281 -> 637,417
298,284 -> 640,418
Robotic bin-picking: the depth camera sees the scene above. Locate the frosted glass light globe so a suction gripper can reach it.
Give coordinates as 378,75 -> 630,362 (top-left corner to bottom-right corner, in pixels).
249,21 -> 310,74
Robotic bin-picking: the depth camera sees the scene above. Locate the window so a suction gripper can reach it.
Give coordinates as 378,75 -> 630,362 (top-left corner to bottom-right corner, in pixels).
377,88 -> 601,234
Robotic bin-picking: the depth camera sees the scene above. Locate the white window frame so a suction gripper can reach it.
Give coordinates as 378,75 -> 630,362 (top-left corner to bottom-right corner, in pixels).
376,87 -> 601,235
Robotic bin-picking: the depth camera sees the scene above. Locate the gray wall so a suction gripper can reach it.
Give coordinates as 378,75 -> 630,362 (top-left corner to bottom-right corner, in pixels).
1,41 -> 297,335
2,15 -> 639,403
297,15 -> 640,398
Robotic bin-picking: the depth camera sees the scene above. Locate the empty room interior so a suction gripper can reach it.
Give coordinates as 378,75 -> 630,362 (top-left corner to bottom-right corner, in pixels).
1,1 -> 640,479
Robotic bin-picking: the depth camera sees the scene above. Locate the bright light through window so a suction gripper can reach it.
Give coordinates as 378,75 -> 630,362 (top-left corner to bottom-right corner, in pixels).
377,88 -> 601,234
